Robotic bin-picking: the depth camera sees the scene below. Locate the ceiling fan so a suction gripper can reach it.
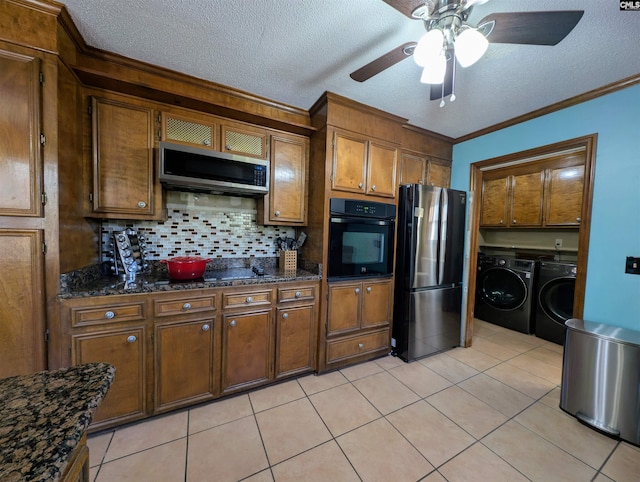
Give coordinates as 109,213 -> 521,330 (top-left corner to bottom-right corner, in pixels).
350,0 -> 584,104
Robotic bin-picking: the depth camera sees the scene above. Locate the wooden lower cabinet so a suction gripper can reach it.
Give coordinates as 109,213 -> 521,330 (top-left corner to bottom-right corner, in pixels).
221,310 -> 273,395
72,324 -> 148,429
62,280 -> 318,429
323,278 -> 393,370
275,305 -> 316,379
154,317 -> 217,412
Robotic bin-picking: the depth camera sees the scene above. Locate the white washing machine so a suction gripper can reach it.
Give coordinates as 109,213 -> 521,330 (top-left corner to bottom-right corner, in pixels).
474,256 -> 537,334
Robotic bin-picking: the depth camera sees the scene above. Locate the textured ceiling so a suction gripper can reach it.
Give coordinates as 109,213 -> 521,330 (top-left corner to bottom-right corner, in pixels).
60,0 -> 640,139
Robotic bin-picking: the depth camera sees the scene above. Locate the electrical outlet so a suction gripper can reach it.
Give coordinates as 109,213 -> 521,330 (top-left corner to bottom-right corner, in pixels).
555,239 -> 563,248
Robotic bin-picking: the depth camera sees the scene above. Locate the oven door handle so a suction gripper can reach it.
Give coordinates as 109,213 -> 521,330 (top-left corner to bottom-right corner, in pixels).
330,217 -> 393,226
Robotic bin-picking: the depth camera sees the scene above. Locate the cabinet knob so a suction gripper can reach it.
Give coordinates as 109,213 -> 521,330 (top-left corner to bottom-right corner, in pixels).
371,185 -> 376,191
127,335 -> 137,343
104,311 -> 115,319
295,291 -> 301,298
226,144 -> 232,150
275,210 -> 281,217
182,302 -> 191,310
137,201 -> 147,209
282,312 -> 289,319
512,219 -> 517,224
201,324 -> 210,331
229,320 -> 237,327
358,343 -> 364,350
246,296 -> 253,303
499,219 -> 504,224
203,140 -> 211,146
366,287 -> 372,293
355,288 -> 360,294
576,217 -> 581,222
358,182 -> 363,188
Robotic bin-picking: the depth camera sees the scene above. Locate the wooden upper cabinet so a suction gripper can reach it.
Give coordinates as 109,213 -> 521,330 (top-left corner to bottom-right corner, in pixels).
161,112 -> 216,149
367,141 -> 397,197
258,134 -> 309,225
220,122 -> 268,159
481,177 -> 509,226
545,163 -> 584,226
0,50 -> 42,217
332,132 -> 367,194
480,155 -> 585,228
332,131 -> 397,198
91,97 -> 160,219
427,160 -> 451,188
0,229 -> 46,378
399,152 -> 426,185
510,171 -> 544,227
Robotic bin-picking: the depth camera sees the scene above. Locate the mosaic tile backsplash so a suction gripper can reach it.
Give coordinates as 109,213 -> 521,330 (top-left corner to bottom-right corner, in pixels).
100,191 -> 295,263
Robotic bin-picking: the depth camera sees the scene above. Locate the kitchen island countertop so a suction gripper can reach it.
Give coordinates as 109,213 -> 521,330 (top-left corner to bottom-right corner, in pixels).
0,363 -> 115,482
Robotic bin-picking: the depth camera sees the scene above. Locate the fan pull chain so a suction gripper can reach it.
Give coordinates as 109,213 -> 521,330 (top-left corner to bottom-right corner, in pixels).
450,57 -> 456,102
439,82 -> 445,108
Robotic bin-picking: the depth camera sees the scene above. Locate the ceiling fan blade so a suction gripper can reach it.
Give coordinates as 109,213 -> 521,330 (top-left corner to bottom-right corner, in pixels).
429,55 -> 454,101
479,11 -> 584,46
382,0 -> 427,18
350,42 -> 416,82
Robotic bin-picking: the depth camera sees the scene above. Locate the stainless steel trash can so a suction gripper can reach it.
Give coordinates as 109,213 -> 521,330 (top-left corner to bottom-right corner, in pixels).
560,318 -> 640,445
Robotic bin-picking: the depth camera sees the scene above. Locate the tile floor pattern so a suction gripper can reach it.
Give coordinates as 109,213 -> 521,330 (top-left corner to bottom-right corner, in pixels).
87,319 -> 640,482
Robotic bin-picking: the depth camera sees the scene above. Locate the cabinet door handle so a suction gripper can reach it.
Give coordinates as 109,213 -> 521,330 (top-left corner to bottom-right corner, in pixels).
576,217 -> 581,222
282,312 -> 289,319
366,287 -> 372,293
295,291 -> 301,298
137,201 -> 147,209
229,320 -> 237,327
371,185 -> 376,191
182,302 -> 191,310
245,296 -> 253,303
358,343 -> 364,350
512,219 -> 517,224
203,140 -> 211,146
499,219 -> 504,224
104,311 -> 115,319
127,335 -> 137,343
201,324 -> 210,331
226,144 -> 232,150
275,210 -> 281,217
354,288 -> 360,294
358,182 -> 363,188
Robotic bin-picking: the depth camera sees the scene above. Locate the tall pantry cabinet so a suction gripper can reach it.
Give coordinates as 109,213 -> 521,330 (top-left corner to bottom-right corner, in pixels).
0,2 -> 96,377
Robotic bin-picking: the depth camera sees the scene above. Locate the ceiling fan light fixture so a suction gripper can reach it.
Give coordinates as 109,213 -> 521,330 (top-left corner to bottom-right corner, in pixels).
419,52 -> 446,84
454,27 -> 488,67
413,29 -> 444,67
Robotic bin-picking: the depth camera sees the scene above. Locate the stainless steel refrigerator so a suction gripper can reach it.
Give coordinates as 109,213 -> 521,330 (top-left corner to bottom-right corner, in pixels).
392,184 -> 467,362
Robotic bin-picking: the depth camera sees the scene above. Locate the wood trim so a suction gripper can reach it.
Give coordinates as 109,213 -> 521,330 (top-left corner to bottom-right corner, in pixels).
456,74 -> 640,143
464,134 -> 597,346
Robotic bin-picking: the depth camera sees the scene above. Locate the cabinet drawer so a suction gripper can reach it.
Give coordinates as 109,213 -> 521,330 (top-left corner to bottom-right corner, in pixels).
70,302 -> 145,327
153,295 -> 216,317
326,329 -> 389,364
277,286 -> 315,303
223,289 -> 272,309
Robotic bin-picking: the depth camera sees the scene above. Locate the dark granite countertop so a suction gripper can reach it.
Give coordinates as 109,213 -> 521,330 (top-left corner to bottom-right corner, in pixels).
59,259 -> 322,299
0,363 -> 115,482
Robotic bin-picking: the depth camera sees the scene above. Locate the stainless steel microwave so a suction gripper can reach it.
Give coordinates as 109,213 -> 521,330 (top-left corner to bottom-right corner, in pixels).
158,141 -> 269,197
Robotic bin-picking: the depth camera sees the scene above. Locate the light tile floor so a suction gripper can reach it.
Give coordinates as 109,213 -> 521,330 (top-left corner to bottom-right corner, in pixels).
88,319 -> 640,481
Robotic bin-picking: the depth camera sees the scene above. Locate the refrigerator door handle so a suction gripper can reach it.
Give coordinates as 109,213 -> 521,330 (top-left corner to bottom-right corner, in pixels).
438,189 -> 448,286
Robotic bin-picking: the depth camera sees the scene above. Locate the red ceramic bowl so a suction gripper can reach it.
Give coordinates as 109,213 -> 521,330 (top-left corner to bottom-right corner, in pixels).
161,256 -> 211,280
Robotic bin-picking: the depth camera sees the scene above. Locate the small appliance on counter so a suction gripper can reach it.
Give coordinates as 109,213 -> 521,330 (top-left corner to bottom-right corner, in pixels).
108,229 -> 148,279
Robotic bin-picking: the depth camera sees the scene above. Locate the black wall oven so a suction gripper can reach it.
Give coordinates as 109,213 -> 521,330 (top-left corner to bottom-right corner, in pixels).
328,198 -> 396,280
